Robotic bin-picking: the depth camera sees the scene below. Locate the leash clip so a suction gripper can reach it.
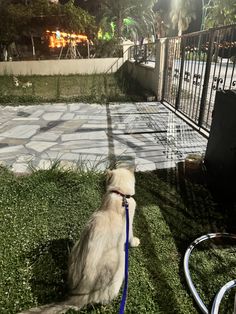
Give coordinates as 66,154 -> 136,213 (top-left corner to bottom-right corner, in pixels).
122,196 -> 128,207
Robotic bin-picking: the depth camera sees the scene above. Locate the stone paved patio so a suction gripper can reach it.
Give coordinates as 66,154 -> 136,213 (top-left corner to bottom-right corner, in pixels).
0,102 -> 207,173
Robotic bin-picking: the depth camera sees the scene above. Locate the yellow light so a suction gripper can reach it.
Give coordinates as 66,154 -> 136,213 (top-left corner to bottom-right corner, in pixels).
46,30 -> 88,48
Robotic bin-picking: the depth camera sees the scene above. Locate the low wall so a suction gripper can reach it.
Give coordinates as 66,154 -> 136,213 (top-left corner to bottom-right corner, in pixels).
126,61 -> 158,97
0,58 -> 122,76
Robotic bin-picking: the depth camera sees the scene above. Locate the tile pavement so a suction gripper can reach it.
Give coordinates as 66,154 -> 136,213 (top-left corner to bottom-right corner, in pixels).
0,102 -> 207,173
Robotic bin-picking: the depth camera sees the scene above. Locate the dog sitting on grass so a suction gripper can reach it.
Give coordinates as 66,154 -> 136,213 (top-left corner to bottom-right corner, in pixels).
19,167 -> 140,314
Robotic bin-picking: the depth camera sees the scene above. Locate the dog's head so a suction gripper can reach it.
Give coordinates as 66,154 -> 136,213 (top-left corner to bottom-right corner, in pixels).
106,167 -> 135,196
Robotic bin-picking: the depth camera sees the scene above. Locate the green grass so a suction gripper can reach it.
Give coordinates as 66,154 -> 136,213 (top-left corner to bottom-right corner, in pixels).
0,165 -> 236,314
0,73 -> 145,104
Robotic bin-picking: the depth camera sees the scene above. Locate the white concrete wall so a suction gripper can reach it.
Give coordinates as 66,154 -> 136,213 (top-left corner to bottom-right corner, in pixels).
126,61 -> 158,97
0,58 -> 123,76
125,41 -> 166,100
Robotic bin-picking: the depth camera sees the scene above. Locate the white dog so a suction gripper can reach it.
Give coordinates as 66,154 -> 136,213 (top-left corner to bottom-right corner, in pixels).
19,168 -> 139,314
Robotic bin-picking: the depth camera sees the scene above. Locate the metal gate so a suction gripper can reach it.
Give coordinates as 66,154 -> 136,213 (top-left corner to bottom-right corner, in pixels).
162,24 -> 236,131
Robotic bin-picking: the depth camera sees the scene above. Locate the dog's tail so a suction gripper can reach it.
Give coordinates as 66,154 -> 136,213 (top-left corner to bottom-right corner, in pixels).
18,296 -> 87,314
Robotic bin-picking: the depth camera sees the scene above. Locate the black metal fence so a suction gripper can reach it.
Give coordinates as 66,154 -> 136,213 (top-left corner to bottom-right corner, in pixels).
128,24 -> 236,132
162,24 -> 236,131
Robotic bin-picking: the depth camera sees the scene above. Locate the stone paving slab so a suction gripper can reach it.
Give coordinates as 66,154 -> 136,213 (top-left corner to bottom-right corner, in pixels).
0,102 -> 207,173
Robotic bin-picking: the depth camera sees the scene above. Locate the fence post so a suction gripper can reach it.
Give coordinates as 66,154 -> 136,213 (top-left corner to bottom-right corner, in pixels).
155,38 -> 166,101
175,37 -> 186,110
144,44 -> 148,64
161,39 -> 169,101
198,29 -> 216,127
128,47 -> 131,60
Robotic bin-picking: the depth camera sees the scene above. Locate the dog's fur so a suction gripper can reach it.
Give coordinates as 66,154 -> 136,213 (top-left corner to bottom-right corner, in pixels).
19,168 -> 139,314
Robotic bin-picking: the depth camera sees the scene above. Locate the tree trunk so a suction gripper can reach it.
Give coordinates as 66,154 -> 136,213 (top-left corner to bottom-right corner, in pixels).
178,29 -> 182,37
117,11 -> 122,41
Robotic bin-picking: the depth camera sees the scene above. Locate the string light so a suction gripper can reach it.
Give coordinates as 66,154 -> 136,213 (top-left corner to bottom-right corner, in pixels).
46,30 -> 88,48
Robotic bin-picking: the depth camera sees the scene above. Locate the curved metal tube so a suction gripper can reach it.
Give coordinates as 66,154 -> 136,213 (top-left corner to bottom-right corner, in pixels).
211,279 -> 236,314
183,233 -> 236,314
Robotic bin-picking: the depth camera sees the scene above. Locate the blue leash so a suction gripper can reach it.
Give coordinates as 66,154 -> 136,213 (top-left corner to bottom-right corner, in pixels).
119,197 -> 130,314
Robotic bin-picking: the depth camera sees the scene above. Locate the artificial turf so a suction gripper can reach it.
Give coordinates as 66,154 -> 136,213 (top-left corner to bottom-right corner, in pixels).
0,165 -> 236,314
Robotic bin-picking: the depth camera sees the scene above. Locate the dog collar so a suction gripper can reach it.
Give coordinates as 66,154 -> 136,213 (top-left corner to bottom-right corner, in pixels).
110,190 -> 134,199
110,190 -> 134,207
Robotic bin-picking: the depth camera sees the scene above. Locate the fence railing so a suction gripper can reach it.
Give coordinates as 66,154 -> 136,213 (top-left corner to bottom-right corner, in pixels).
128,24 -> 236,132
162,24 -> 236,131
129,43 -> 156,64
105,46 -> 131,74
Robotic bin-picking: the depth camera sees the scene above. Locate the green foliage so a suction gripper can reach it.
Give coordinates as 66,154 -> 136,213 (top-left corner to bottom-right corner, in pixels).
93,38 -> 122,57
0,0 -> 96,45
204,0 -> 236,29
185,51 -> 207,62
61,0 -> 96,36
0,1 -> 31,43
98,0 -> 156,41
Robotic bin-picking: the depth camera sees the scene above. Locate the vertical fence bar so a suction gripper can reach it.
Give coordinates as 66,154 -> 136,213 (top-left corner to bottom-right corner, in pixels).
155,39 -> 166,101
134,45 -> 138,61
161,39 -> 169,101
126,25 -> 235,132
175,37 -> 186,110
144,44 -> 148,64
198,29 -> 216,127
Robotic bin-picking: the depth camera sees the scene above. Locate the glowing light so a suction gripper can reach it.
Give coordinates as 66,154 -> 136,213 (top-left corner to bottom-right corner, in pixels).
123,18 -> 135,26
46,30 -> 88,48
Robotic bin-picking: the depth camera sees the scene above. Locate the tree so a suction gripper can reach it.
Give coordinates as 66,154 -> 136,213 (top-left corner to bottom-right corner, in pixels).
0,0 -> 95,42
204,0 -> 236,29
0,0 -> 31,45
60,0 -> 95,35
170,0 -> 196,36
74,0 -> 103,20
64,0 -> 157,41
99,0 -> 156,42
0,0 -> 96,57
153,0 -> 173,38
130,1 -> 156,40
